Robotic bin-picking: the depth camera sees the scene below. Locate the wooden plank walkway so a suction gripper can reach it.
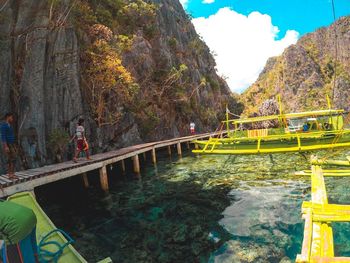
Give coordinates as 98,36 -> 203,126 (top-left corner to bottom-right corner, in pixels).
0,133 -> 215,198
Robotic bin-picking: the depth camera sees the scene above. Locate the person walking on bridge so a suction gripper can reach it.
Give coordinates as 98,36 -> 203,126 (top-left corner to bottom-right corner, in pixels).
1,113 -> 18,179
72,118 -> 91,163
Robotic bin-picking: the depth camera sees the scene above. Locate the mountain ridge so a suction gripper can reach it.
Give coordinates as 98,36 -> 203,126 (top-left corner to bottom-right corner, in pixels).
242,16 -> 350,115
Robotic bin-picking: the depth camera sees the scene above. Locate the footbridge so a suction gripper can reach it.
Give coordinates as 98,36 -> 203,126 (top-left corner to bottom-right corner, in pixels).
0,133 -> 214,198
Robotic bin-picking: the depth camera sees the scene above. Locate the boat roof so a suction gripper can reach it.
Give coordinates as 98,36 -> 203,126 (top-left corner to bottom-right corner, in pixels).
224,109 -> 344,124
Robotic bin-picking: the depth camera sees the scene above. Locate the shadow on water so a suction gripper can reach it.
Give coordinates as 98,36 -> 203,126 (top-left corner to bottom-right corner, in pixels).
34,148 -> 350,263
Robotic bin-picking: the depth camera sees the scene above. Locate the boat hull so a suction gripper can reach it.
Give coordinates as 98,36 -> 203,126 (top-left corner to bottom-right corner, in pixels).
193,132 -> 350,155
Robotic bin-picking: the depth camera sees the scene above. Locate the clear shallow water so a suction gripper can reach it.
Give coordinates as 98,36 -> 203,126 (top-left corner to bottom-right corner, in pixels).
36,149 -> 350,262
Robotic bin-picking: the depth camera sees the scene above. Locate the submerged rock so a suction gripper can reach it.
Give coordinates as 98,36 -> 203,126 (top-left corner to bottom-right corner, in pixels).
39,150 -> 350,262
279,256 -> 293,263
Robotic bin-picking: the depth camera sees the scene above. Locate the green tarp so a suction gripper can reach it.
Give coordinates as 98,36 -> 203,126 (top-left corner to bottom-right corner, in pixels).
0,200 -> 37,244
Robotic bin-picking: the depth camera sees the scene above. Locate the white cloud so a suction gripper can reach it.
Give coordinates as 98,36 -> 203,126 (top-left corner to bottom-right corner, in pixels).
202,0 -> 215,4
179,0 -> 189,8
192,8 -> 299,93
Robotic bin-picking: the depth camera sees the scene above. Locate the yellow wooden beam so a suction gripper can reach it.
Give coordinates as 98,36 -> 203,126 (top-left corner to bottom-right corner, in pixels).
296,171 -> 350,176
320,173 -> 350,177
302,202 -> 350,222
224,109 -> 344,125
196,129 -> 350,144
310,164 -> 334,258
313,214 -> 350,222
303,202 -> 350,211
311,256 -> 350,262
311,158 -> 350,166
296,209 -> 313,263
193,141 -> 350,155
302,169 -> 350,173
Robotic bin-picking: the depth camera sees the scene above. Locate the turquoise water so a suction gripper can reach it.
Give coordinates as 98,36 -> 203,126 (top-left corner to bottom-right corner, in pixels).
36,149 -> 350,262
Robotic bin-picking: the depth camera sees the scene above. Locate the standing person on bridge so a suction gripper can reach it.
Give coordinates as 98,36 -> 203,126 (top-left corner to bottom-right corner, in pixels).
1,113 -> 18,180
190,121 -> 196,135
72,118 -> 91,163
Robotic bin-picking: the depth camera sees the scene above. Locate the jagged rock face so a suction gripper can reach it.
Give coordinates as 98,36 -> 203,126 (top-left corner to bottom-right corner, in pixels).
256,99 -> 280,129
0,0 -> 242,168
0,0 -> 85,167
245,99 -> 280,129
243,16 -> 350,115
119,0 -> 242,141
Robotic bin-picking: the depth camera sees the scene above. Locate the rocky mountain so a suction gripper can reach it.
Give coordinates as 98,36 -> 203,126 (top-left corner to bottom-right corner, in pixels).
242,16 -> 350,115
0,0 -> 243,168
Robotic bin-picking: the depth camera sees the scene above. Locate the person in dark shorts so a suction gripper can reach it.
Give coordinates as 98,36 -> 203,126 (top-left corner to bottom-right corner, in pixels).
1,113 -> 17,179
72,118 -> 91,163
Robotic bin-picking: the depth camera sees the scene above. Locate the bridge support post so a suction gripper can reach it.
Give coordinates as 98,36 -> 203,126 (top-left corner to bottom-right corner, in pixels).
133,155 -> 140,174
81,173 -> 89,188
143,152 -> 147,161
121,159 -> 126,173
186,141 -> 190,150
167,145 -> 172,156
99,166 -> 109,192
151,148 -> 157,164
177,143 -> 182,156
195,143 -> 199,150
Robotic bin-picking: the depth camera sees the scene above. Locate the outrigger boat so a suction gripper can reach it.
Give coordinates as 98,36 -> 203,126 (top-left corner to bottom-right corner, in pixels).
193,98 -> 350,155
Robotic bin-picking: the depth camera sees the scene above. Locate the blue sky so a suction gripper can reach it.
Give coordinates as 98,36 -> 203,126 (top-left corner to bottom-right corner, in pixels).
181,0 -> 350,92
186,0 -> 350,38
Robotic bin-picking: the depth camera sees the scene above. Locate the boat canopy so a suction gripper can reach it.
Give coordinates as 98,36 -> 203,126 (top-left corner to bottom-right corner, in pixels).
223,109 -> 344,125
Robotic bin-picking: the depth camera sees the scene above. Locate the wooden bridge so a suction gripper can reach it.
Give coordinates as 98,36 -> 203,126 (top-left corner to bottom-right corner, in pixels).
0,133 -> 214,198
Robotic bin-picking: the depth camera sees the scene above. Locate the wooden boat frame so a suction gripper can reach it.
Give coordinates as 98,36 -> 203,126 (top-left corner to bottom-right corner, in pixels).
296,156 -> 350,262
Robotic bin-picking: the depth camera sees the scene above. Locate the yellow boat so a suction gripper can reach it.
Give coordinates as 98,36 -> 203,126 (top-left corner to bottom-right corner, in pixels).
7,191 -> 112,263
296,156 -> 350,262
193,97 -> 350,155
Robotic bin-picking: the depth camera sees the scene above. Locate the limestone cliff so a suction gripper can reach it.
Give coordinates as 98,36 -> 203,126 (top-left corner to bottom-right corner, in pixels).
242,16 -> 350,115
0,0 -> 242,168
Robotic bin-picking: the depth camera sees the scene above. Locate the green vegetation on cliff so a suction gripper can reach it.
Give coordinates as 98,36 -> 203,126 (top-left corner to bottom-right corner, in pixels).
50,0 -> 243,142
